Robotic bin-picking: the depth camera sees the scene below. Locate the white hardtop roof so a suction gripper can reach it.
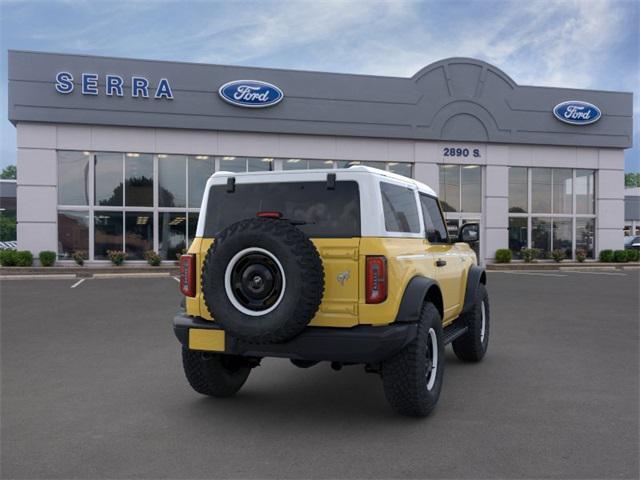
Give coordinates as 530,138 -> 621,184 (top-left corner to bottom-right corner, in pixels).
208,165 -> 437,197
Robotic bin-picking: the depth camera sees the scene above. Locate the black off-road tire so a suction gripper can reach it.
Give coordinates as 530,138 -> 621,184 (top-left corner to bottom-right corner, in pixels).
381,303 -> 445,417
202,218 -> 324,344
182,348 -> 251,397
452,283 -> 490,362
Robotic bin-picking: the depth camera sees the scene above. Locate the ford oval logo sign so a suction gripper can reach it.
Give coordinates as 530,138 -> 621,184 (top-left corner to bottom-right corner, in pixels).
553,100 -> 601,125
218,80 -> 283,108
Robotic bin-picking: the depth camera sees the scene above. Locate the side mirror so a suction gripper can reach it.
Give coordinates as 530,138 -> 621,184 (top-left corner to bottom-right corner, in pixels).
458,223 -> 480,244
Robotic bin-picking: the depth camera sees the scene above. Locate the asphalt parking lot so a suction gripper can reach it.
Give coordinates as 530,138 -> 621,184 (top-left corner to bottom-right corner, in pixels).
1,270 -> 638,479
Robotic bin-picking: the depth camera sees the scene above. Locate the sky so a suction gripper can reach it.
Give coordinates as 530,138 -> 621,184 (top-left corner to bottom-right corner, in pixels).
1,0 -> 638,172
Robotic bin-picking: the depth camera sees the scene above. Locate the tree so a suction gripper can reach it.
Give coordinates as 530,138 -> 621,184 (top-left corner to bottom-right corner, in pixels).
625,172 -> 640,188
1,165 -> 16,179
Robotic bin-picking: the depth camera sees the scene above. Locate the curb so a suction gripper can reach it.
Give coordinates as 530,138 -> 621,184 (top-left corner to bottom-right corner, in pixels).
486,262 -> 639,271
0,272 -> 178,280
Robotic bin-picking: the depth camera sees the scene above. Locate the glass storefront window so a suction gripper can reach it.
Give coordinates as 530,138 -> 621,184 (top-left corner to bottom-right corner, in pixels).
531,168 -> 552,213
248,157 -> 273,171
508,217 -> 527,258
94,211 -> 123,259
125,212 -> 153,260
188,212 -> 199,243
219,156 -> 246,172
531,217 -> 551,258
552,169 -> 573,214
509,167 -> 527,213
188,156 -> 215,208
461,165 -> 481,212
158,212 -> 186,260
576,218 -> 595,259
309,160 -> 334,169
552,217 -> 572,258
576,170 -> 595,214
95,153 -> 123,206
125,153 -> 153,207
57,211 -> 89,259
158,155 -> 186,208
388,162 -> 412,178
439,165 -> 460,212
58,151 -> 90,205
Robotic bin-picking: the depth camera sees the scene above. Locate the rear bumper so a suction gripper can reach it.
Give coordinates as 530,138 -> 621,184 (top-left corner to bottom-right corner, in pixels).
173,312 -> 417,364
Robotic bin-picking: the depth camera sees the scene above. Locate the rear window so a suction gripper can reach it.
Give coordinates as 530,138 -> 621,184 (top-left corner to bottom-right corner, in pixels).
380,182 -> 421,233
204,181 -> 360,237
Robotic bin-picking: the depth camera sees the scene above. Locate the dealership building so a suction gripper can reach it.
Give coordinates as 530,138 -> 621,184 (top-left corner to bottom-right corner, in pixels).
7,50 -> 633,264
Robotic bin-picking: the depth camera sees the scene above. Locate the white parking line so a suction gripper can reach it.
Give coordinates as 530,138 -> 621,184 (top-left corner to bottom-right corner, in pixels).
564,270 -> 627,276
173,276 -> 180,282
70,278 -> 86,288
490,271 -> 567,277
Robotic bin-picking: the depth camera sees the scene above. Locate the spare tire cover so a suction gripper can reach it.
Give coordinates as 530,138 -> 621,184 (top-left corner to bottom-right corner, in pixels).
201,217 -> 324,344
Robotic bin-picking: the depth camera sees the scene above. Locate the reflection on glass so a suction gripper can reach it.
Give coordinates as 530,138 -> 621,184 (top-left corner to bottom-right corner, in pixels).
283,159 -> 306,170
159,212 -> 186,260
531,168 -> 552,213
219,156 -> 246,172
188,156 -> 215,208
58,151 -> 90,205
446,219 -> 459,240
576,218 -> 595,259
58,211 -> 89,258
576,170 -> 595,214
158,155 -> 186,207
388,162 -> 412,178
125,212 -> 153,260
509,167 -> 527,213
248,158 -> 273,172
461,165 -> 481,212
95,211 -> 123,259
439,165 -> 460,212
531,217 -> 551,258
95,153 -> 123,206
125,154 -> 153,206
188,212 -> 199,244
508,217 -> 527,258
552,217 -> 572,257
309,160 -> 332,169
552,169 -> 572,214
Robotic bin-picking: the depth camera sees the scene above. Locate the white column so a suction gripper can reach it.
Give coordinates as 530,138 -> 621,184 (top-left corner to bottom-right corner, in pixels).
596,149 -> 625,253
16,123 -> 58,257
483,164 -> 509,264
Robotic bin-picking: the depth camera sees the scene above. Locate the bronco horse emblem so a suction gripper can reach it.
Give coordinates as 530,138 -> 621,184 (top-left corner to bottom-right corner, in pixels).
337,270 -> 350,286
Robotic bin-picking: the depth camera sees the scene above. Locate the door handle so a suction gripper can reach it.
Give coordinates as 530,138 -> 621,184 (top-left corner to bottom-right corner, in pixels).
436,259 -> 447,267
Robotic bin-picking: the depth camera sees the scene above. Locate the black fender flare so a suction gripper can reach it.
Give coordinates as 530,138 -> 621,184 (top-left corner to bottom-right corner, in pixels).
461,265 -> 487,314
394,276 -> 443,323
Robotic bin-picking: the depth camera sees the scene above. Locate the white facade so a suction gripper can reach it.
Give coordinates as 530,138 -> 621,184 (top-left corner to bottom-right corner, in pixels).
16,122 -> 625,264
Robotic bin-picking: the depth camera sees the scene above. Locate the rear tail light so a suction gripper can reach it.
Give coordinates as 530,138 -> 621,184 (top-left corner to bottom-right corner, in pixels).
179,254 -> 196,297
366,256 -> 387,304
257,211 -> 282,219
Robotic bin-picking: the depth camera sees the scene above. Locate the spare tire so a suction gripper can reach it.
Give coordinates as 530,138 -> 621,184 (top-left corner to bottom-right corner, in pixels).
201,217 -> 324,344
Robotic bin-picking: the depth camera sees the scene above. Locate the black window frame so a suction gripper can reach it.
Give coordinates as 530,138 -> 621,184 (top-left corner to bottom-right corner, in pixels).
419,193 -> 450,244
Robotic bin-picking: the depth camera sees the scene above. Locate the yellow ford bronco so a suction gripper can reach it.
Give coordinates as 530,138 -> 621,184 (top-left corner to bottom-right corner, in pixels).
174,166 -> 489,417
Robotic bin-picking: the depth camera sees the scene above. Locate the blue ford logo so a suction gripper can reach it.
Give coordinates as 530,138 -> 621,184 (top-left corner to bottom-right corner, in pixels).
553,100 -> 601,125
218,80 -> 283,108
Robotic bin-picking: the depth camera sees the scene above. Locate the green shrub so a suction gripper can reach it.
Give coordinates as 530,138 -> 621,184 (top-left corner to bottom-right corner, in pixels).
39,250 -> 56,267
72,250 -> 88,266
15,250 -> 33,267
0,249 -> 17,266
599,249 -> 614,262
495,249 -> 512,263
613,250 -> 628,263
551,249 -> 566,263
144,250 -> 161,266
107,250 -> 127,266
575,248 -> 587,263
626,249 -> 639,262
521,248 -> 537,263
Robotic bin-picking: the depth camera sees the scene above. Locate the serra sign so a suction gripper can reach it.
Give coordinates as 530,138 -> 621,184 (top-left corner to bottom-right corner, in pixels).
218,80 -> 283,108
553,100 -> 601,125
55,72 -> 174,99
